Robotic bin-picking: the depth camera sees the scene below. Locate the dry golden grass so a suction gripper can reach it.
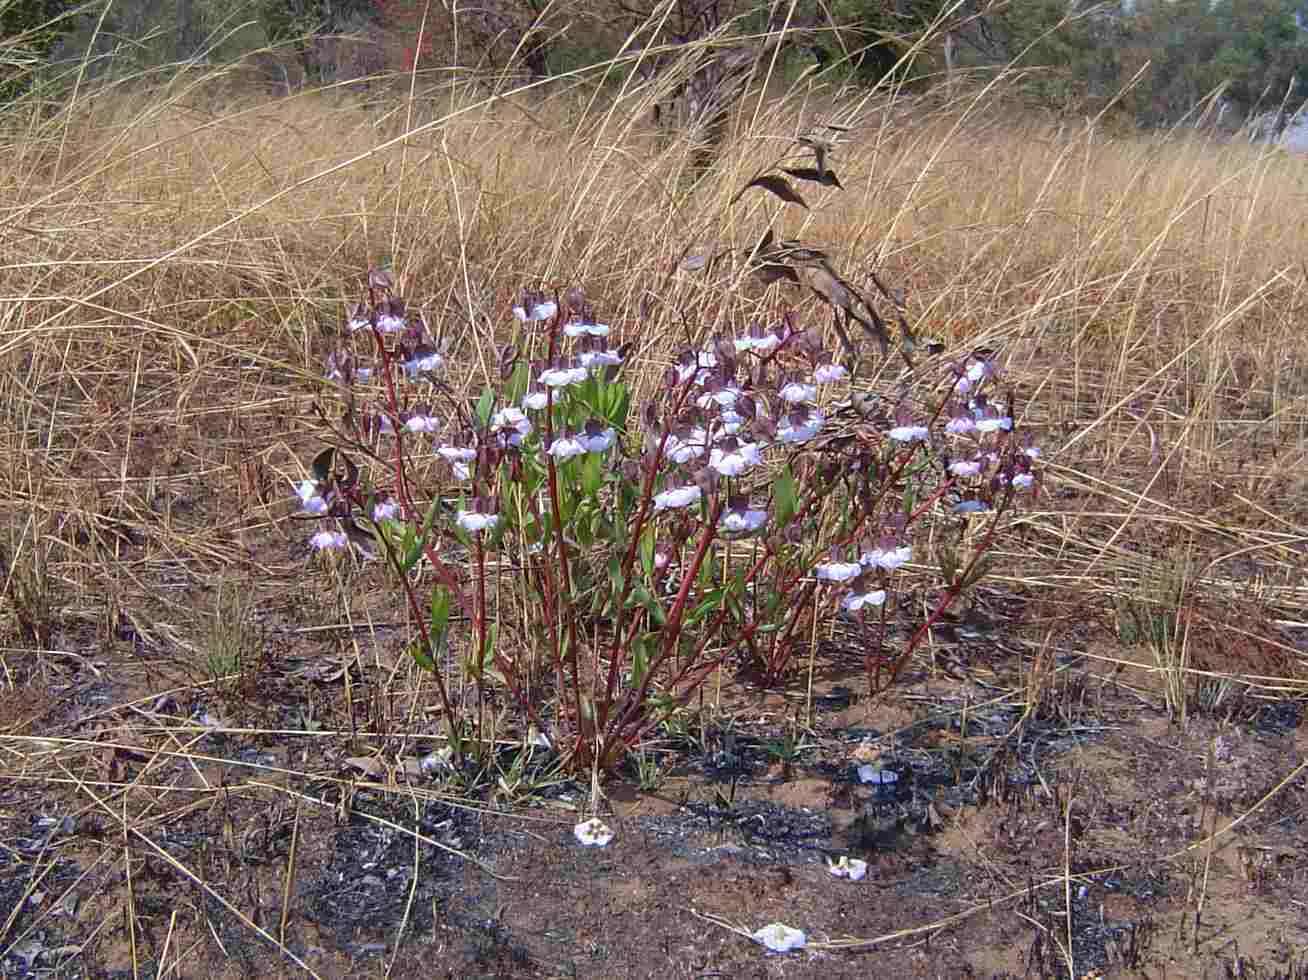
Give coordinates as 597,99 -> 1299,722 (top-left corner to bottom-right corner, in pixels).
2,50 -> 1308,977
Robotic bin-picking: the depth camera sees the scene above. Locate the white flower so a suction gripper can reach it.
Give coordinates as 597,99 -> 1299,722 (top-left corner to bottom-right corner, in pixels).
751,922 -> 806,953
696,386 -> 740,410
539,364 -> 588,388
815,561 -> 862,583
734,332 -> 781,354
548,435 -> 587,460
974,416 -> 1012,434
675,350 -> 717,385
297,480 -> 328,515
405,414 -> 440,434
1023,446 -> 1042,459
452,462 -> 471,480
842,588 -> 887,611
491,407 -> 533,445
347,315 -> 370,332
778,413 -> 824,445
780,381 -> 817,404
953,499 -> 988,514
949,459 -> 983,478
573,817 -> 614,847
858,765 -> 898,786
522,389 -> 550,411
579,427 -> 616,453
664,429 -> 708,463
966,359 -> 992,383
709,441 -> 763,477
720,508 -> 767,534
654,486 -> 701,511
945,415 -> 976,436
564,319 -> 610,337
377,313 -> 406,334
1012,472 -> 1035,490
814,363 -> 848,384
862,545 -> 912,571
888,424 -> 929,443
310,530 -> 348,551
372,499 -> 398,521
456,511 -> 499,533
828,856 -> 869,881
513,299 -> 558,323
717,410 -> 750,436
579,348 -> 623,370
402,352 -> 443,377
438,446 -> 477,464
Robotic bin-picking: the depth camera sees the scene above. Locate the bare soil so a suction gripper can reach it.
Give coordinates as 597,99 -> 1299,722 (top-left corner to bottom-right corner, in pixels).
3,605 -> 1306,980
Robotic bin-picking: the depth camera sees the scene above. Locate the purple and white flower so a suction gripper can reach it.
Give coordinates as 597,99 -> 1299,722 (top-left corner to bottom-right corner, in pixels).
814,362 -> 848,384
402,350 -> 444,378
539,361 -> 589,388
563,319 -> 610,338
862,544 -> 912,571
720,502 -> 767,534
842,587 -> 887,612
779,381 -> 817,404
949,458 -> 983,478
297,480 -> 329,515
513,295 -> 558,323
888,423 -> 929,443
815,561 -> 862,583
573,817 -> 614,847
490,407 -> 533,445
778,409 -> 824,445
547,433 -> 587,460
372,498 -> 399,522
404,412 -> 441,434
310,530 -> 348,551
709,439 -> 764,477
751,923 -> 806,953
578,422 -> 616,453
654,485 -> 702,511
664,428 -> 708,464
456,510 -> 499,533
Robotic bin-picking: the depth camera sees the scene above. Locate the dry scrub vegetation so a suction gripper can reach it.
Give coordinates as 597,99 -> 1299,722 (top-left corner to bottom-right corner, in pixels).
1,48 -> 1307,980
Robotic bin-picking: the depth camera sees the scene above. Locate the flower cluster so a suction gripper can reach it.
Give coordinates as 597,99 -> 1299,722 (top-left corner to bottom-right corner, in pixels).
294,268 -> 1041,770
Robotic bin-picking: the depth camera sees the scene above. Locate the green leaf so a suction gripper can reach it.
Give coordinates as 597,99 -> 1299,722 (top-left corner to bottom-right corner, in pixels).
774,466 -> 798,527
409,640 -> 435,672
429,585 -> 451,640
474,387 -> 496,427
401,522 -> 423,573
582,451 -> 603,498
631,584 -> 667,626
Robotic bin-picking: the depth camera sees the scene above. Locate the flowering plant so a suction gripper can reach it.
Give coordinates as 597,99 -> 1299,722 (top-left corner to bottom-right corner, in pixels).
296,265 -> 1038,772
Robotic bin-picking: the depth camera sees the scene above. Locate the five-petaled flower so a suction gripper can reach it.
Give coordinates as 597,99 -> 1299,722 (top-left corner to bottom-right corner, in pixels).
813,361 -> 848,384
404,412 -> 440,434
539,361 -> 589,388
310,530 -> 347,551
709,438 -> 764,477
815,561 -> 862,583
490,407 -> 533,446
573,817 -> 614,847
297,480 -> 329,515
372,498 -> 398,522
720,499 -> 767,534
654,485 -> 701,511
456,510 -> 499,533
778,409 -> 824,445
563,318 -> 610,337
751,922 -> 806,953
513,292 -> 557,323
780,381 -> 817,404
734,323 -> 782,354
828,855 -> 869,881
842,587 -> 887,612
547,433 -> 587,460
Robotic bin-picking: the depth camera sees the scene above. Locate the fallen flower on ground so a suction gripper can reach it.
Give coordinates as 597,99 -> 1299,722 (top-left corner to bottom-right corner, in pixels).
573,818 -> 614,847
828,855 -> 869,881
751,922 -> 806,953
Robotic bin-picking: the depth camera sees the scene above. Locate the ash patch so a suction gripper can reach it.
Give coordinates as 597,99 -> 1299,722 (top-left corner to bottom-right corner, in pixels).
638,800 -> 832,865
303,796 -> 496,954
